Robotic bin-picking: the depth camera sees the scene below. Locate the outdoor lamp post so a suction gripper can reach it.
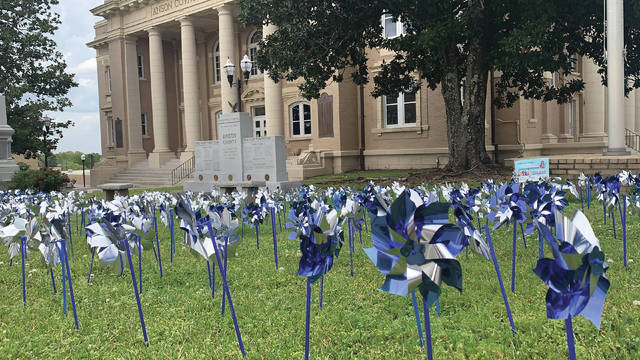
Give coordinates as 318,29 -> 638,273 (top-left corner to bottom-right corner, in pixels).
223,55 -> 253,112
41,116 -> 52,168
81,154 -> 86,187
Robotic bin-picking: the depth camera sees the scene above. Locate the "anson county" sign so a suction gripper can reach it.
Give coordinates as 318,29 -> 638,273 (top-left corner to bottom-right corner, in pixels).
152,0 -> 203,17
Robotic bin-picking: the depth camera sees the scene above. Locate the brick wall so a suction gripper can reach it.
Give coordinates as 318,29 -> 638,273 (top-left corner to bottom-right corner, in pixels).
549,158 -> 640,179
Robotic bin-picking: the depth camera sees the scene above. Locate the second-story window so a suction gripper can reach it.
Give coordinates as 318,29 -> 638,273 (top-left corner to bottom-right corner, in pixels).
248,30 -> 262,77
137,55 -> 144,78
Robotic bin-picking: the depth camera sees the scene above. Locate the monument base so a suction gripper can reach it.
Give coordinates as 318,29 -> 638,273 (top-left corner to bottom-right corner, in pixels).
0,160 -> 18,182
184,180 -> 302,194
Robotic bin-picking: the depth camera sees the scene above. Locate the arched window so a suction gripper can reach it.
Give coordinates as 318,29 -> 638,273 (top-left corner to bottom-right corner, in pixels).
290,102 -> 311,136
213,42 -> 221,83
248,30 -> 262,77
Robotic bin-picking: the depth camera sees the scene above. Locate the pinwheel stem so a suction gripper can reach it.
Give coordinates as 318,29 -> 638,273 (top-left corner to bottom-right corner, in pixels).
579,186 -> 584,211
519,223 -> 527,249
511,224 -> 517,293
587,185 -> 591,209
271,208 -> 279,270
620,197 -> 627,268
277,209 -> 282,232
137,239 -> 143,293
411,291 -> 424,347
209,231 -> 245,356
484,226 -> 516,334
603,201 -> 606,225
88,247 -> 96,284
222,238 -> 228,316
124,238 -> 149,347
61,240 -> 79,330
255,223 -> 259,250
20,236 -> 26,306
67,213 -> 74,257
60,243 -> 67,314
362,207 -> 368,232
154,215 -> 163,279
565,317 -> 577,360
435,299 -> 441,317
170,209 -> 175,264
50,268 -> 57,294
304,277 -> 312,360
119,254 -> 124,276
611,209 -> 616,239
207,260 -> 214,299
348,218 -> 354,277
421,297 -> 433,360
319,274 -> 324,308
537,231 -> 544,259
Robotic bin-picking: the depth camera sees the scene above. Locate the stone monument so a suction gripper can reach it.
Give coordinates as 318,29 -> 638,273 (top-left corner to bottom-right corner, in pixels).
185,112 -> 300,193
0,94 -> 18,181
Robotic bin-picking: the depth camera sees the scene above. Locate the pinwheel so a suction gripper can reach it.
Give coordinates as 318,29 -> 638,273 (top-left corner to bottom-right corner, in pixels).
534,210 -> 610,360
289,203 -> 344,360
208,206 -> 242,315
1,217 -> 32,305
364,189 -> 464,360
47,217 -> 80,329
88,218 -> 149,346
492,182 -> 530,293
198,215 -> 246,357
242,193 -> 266,250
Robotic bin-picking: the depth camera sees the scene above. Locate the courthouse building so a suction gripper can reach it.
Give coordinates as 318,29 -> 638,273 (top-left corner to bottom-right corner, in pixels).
87,0 -> 640,186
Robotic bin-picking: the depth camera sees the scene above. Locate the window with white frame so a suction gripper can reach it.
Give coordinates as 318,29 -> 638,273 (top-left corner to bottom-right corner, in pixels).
213,42 -> 221,83
382,13 -> 406,39
141,113 -> 148,136
290,102 -> 311,136
105,67 -> 112,93
137,55 -> 144,78
248,30 -> 262,77
384,91 -> 416,127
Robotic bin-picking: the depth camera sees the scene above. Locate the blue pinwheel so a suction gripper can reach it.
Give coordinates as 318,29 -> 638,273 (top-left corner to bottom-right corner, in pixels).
364,189 -> 464,360
534,210 -> 610,360
289,198 -> 344,360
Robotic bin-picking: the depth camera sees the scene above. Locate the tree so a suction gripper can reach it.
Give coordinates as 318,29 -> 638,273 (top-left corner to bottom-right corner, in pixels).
0,0 -> 76,159
239,0 -> 640,171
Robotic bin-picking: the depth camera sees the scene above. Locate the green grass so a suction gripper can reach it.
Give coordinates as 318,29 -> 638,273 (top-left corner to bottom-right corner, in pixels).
0,199 -> 638,359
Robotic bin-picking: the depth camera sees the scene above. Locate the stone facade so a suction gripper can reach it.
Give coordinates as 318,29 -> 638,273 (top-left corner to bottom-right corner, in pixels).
87,0 -> 640,185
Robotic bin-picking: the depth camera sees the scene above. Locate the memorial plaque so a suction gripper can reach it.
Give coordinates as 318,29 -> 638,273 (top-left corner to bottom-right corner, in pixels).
214,113 -> 252,183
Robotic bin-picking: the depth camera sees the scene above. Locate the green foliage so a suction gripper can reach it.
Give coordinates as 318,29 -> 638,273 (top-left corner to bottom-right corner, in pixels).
52,151 -> 101,170
239,0 -> 640,169
0,0 -> 77,159
9,167 -> 71,192
0,198 -> 638,358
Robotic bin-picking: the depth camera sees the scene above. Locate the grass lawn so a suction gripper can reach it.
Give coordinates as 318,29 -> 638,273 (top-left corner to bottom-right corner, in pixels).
0,198 -> 638,359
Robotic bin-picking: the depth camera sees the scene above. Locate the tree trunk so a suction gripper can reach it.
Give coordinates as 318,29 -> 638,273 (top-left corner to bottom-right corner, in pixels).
440,2 -> 491,172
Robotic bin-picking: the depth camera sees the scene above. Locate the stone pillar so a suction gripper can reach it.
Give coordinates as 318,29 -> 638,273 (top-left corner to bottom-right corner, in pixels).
263,24 -> 284,137
605,0 -> 628,154
179,17 -> 202,160
147,27 -> 174,168
581,59 -> 607,142
123,36 -> 147,166
218,5 -> 237,114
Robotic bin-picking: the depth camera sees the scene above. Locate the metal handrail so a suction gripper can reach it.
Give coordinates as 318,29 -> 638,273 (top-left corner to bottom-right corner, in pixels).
171,156 -> 195,185
625,128 -> 640,152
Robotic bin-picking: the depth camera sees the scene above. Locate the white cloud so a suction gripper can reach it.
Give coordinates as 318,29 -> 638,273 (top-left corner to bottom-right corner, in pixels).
71,58 -> 97,75
50,0 -> 104,154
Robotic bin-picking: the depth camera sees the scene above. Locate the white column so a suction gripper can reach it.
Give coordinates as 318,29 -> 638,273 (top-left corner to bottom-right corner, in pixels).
581,59 -> 607,142
263,24 -> 284,137
179,17 -> 201,160
123,36 -> 147,166
606,0 -> 628,154
218,5 -> 237,114
147,27 -> 174,167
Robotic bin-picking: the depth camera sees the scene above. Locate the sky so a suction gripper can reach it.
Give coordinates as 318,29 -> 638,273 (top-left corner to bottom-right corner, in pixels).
49,0 -> 104,154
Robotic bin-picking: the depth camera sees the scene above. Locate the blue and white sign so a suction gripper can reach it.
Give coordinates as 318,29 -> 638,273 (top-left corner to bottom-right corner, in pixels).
514,157 -> 549,182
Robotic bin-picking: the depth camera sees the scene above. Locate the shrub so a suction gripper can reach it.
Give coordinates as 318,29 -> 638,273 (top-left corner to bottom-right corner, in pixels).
10,167 -> 71,192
